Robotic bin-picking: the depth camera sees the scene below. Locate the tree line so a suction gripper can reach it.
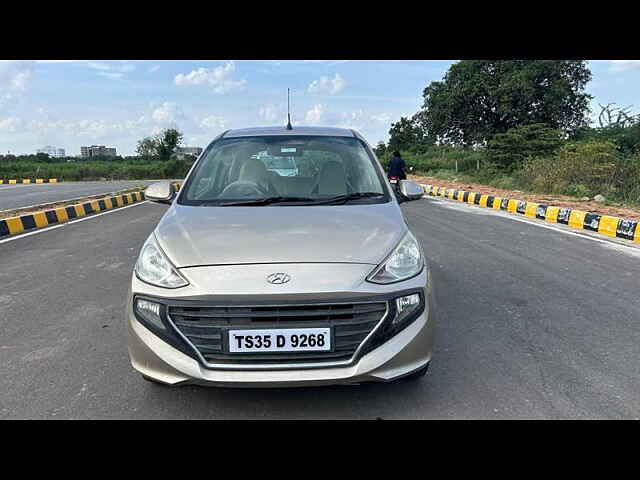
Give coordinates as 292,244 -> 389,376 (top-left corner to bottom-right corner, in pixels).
374,60 -> 640,205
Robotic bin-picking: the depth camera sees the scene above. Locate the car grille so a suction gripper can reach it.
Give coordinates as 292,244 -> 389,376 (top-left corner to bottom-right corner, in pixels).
167,301 -> 388,366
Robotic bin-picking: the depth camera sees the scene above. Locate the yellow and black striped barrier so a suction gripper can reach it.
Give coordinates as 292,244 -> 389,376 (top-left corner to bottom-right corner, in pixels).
422,184 -> 640,244
0,191 -> 145,238
0,178 -> 58,185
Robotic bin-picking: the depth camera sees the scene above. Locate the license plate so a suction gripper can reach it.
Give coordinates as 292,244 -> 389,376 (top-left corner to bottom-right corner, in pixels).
228,328 -> 331,353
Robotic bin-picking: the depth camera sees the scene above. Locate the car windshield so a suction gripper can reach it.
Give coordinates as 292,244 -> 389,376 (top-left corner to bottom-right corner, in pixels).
179,135 -> 388,206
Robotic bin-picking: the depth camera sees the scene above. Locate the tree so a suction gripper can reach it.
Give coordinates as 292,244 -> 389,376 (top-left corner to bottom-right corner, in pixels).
597,103 -> 638,128
155,128 -> 184,160
136,136 -> 158,159
488,123 -> 563,169
374,141 -> 387,157
420,60 -> 593,147
575,122 -> 640,157
135,127 -> 185,160
387,115 -> 432,152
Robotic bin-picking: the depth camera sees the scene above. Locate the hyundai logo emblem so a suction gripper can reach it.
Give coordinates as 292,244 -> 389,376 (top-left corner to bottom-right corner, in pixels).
266,273 -> 291,284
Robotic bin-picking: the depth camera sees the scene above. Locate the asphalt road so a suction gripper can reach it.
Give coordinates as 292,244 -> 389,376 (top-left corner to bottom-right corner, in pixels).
0,180 -> 153,211
1,197 -> 639,419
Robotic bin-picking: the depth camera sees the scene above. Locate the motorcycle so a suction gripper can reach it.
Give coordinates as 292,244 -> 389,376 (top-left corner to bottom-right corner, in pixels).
388,176 -> 404,202
388,166 -> 414,200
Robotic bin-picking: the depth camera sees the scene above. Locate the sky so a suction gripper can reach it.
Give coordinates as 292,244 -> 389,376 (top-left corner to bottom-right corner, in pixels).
1,60 -> 639,156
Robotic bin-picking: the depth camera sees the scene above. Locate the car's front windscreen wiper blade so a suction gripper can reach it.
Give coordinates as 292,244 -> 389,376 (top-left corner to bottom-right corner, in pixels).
315,192 -> 385,205
218,196 -> 316,206
216,192 -> 385,206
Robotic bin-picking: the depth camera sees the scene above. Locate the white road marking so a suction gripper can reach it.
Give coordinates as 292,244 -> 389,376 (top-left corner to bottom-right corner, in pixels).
425,196 -> 640,255
429,197 -> 496,216
0,223 -> 66,243
0,201 -> 151,245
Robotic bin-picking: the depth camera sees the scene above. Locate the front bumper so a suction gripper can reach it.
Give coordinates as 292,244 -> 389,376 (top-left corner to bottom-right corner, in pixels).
126,266 -> 435,388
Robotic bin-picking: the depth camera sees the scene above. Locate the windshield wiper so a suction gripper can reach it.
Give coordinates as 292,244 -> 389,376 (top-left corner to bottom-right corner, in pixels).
315,192 -> 385,205
217,192 -> 385,206
218,196 -> 316,206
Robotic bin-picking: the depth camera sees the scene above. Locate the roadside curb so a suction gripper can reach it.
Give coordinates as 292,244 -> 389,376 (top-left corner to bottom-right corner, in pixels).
421,183 -> 640,244
0,191 -> 146,238
0,181 -> 183,238
0,178 -> 58,184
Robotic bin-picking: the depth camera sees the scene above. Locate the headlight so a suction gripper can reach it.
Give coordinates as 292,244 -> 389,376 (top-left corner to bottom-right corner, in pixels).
135,235 -> 189,288
367,231 -> 424,284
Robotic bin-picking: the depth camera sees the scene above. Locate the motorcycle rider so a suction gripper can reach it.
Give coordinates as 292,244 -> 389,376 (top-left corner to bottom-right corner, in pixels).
388,151 -> 407,180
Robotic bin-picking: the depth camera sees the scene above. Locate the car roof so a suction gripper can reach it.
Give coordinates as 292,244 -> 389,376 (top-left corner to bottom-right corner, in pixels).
222,126 -> 357,138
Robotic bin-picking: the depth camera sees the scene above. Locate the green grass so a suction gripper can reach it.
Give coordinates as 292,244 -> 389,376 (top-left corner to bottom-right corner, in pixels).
0,159 -> 192,181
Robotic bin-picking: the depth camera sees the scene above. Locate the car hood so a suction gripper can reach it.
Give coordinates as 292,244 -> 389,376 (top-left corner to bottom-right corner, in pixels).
155,202 -> 406,268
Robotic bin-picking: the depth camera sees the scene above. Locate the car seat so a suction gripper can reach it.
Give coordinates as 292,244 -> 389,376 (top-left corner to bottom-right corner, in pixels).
312,160 -> 347,196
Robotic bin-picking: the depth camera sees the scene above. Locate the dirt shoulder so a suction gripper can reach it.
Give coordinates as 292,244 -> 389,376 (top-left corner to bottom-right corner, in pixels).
410,174 -> 640,221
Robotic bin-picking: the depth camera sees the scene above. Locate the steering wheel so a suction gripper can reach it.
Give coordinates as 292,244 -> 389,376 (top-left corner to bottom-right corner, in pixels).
220,181 -> 269,198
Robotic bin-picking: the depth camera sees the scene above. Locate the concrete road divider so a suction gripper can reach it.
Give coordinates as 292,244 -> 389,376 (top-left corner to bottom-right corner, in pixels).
0,178 -> 58,184
0,190 -> 146,238
422,184 -> 640,244
0,181 -> 182,238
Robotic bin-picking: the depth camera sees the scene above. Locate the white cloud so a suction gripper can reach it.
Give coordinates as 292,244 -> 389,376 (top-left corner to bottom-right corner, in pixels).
0,117 -> 23,132
1,100 -> 201,155
305,104 -> 325,124
371,112 -> 391,124
303,60 -> 350,66
149,64 -> 161,73
24,117 -> 126,140
174,61 -> 247,94
308,73 -> 346,95
339,109 -> 364,126
77,61 -> 137,80
259,104 -> 280,123
151,102 -> 182,124
0,61 -> 34,112
97,71 -> 124,80
609,60 -> 640,73
35,60 -> 82,64
87,62 -> 135,73
200,114 -> 226,130
7,70 -> 31,90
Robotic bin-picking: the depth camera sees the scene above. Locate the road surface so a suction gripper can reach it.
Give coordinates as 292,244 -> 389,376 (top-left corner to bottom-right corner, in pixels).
0,180 -> 153,212
1,197 -> 639,419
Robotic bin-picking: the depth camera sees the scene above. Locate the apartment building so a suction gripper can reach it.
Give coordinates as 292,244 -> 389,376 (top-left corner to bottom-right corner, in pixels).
80,145 -> 117,158
37,146 -> 66,158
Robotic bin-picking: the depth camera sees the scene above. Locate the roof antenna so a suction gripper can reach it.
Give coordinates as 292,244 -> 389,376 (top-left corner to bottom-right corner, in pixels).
286,88 -> 293,130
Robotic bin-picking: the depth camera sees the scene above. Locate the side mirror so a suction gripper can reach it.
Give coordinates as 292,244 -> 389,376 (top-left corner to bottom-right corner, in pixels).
399,180 -> 424,201
145,181 -> 175,204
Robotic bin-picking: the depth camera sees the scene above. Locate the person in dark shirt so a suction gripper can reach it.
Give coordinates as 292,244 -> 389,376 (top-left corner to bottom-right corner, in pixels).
388,151 -> 406,180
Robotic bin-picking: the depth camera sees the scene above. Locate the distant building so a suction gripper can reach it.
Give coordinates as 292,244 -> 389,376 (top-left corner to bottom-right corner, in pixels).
81,145 -> 117,158
173,146 -> 203,159
37,146 -> 65,158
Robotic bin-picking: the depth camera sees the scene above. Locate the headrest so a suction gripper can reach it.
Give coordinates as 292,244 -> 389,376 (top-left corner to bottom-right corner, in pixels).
239,158 -> 267,183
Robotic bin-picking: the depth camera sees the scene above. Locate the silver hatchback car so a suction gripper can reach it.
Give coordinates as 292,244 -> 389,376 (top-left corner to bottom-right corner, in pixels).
127,126 -> 434,387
